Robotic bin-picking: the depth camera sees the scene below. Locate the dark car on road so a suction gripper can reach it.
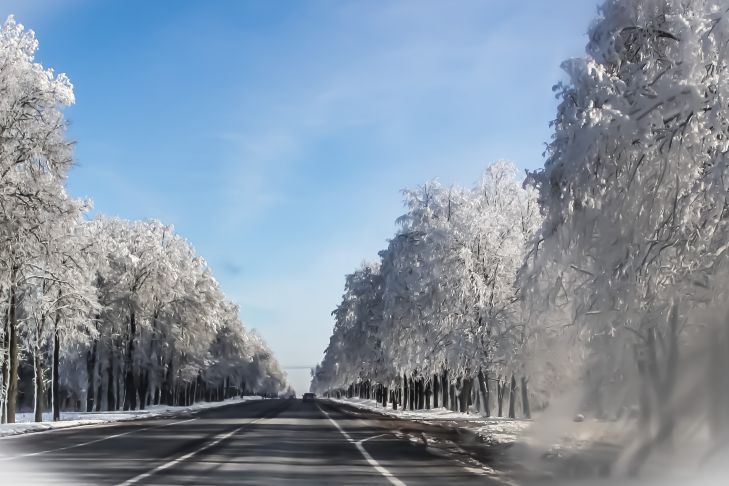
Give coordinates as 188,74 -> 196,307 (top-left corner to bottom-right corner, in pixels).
302,392 -> 316,402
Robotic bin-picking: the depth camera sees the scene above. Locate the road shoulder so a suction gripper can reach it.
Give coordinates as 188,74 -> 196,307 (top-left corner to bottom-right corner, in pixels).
320,398 -> 519,484
0,396 -> 266,439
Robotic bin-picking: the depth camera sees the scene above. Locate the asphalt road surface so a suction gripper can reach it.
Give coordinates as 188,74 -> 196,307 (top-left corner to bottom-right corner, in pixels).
0,399 -> 499,485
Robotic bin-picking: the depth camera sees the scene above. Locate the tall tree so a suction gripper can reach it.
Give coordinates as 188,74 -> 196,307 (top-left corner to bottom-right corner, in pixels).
524,0 -> 729,473
0,16 -> 76,423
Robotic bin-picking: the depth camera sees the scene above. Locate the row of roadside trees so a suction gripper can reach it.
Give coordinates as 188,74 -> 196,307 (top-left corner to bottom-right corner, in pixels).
313,0 -> 729,474
0,16 -> 286,424
311,161 -> 541,419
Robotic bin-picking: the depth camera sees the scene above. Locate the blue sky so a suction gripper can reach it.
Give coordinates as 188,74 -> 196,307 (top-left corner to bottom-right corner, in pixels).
4,0 -> 601,393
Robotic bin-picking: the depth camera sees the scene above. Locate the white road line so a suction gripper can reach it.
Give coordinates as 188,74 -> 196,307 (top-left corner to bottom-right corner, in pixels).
316,404 -> 406,486
114,401 -> 288,485
115,422 -> 246,486
359,433 -> 386,444
0,418 -> 197,460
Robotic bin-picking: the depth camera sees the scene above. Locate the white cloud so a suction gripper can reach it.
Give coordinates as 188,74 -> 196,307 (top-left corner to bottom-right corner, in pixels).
1,0 -> 88,23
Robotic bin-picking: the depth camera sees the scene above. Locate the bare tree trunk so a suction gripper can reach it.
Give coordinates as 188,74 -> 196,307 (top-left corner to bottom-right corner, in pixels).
433,373 -> 439,408
95,376 -> 103,412
95,347 -> 104,412
403,373 -> 408,410
521,376 -> 531,419
508,374 -> 517,419
442,369 -> 449,410
107,350 -> 116,411
449,382 -> 458,412
425,380 -> 431,409
123,310 -> 137,411
659,303 -> 679,441
409,376 -> 415,410
32,307 -> 46,423
412,378 -> 417,409
709,311 -> 729,440
416,378 -> 422,409
116,368 -> 123,410
6,276 -> 19,423
1,319 -> 7,424
626,304 -> 681,476
34,344 -> 45,422
86,340 -> 97,412
163,355 -> 175,406
52,307 -> 61,422
139,370 -> 149,410
474,381 -> 481,412
497,378 -> 505,417
478,368 -> 490,417
458,377 -> 469,413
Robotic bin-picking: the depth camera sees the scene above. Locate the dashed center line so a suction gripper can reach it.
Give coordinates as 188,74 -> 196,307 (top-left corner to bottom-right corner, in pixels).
316,403 -> 406,486
115,402 -> 289,486
115,421 -> 246,486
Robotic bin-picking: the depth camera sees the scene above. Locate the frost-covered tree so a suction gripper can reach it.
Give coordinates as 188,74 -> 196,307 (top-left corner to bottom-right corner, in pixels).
0,15 -> 287,423
0,16 -> 77,423
313,161 -> 540,417
524,0 -> 729,473
465,162 -> 541,416
27,205 -> 98,421
84,217 -> 287,411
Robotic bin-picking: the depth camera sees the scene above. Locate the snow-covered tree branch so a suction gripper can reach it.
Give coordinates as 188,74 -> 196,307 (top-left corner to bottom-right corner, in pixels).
0,16 -> 286,424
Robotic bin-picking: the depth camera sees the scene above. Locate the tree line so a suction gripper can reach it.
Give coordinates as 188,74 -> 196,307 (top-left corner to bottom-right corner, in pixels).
310,161 -> 540,418
0,17 -> 286,424
313,0 -> 729,474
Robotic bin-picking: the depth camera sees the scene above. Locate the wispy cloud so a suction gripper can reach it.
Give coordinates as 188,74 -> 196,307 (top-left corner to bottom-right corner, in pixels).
212,0 -> 596,233
213,3 -> 506,228
221,260 -> 244,276
3,0 -> 88,24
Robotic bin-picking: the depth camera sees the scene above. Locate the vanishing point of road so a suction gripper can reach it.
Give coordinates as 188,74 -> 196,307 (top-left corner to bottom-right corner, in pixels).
0,399 -> 499,485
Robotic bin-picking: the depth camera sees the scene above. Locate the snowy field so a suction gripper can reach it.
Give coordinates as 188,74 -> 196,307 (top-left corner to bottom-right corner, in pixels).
0,396 -> 264,438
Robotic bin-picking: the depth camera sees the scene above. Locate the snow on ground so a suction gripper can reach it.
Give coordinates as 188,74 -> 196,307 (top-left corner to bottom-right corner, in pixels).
329,397 -> 531,445
331,398 -> 729,483
329,397 -> 633,481
0,396 -> 264,438
329,397 -> 621,449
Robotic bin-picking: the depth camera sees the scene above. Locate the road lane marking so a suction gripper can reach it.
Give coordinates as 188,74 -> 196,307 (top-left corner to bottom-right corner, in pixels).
326,400 -> 492,479
0,418 -> 198,460
316,404 -> 406,486
359,434 -> 386,444
115,422 -> 247,486
115,400 -> 290,486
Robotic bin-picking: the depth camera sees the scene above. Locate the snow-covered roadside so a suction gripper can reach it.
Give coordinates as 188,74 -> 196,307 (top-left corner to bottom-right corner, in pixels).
328,397 -> 631,482
327,397 -> 531,446
0,396 -> 264,438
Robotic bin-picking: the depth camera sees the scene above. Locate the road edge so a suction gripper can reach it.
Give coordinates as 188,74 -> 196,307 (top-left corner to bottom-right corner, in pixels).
0,397 -> 269,440
321,398 -> 519,486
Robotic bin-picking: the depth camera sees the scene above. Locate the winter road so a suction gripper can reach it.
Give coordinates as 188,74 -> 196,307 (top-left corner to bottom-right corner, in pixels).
0,399 -> 497,485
